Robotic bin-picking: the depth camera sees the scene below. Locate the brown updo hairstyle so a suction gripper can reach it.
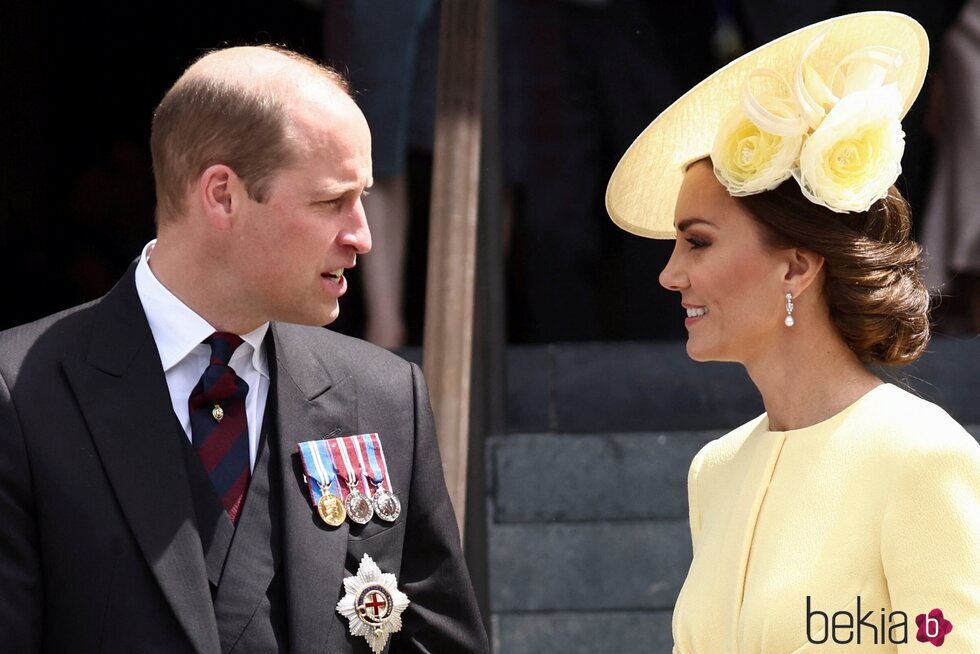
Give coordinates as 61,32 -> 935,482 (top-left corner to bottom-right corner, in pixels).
735,178 -> 930,366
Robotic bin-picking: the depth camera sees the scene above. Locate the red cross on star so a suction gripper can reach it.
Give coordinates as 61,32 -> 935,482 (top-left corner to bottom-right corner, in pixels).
364,591 -> 387,617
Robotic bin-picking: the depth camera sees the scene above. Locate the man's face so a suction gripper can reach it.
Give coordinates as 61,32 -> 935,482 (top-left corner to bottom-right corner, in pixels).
233,92 -> 373,326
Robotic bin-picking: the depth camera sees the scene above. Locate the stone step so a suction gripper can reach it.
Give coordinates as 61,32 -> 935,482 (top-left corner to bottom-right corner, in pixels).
492,611 -> 673,654
503,336 -> 980,433
490,427 -> 979,525
489,520 -> 690,613
490,432 -> 720,523
503,343 -> 761,433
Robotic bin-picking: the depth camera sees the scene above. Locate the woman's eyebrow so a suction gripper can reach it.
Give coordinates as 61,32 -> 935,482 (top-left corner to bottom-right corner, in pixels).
675,217 -> 718,232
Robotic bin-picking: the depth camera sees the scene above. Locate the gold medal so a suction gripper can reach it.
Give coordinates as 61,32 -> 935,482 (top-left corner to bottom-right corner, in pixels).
317,492 -> 347,527
302,441 -> 346,526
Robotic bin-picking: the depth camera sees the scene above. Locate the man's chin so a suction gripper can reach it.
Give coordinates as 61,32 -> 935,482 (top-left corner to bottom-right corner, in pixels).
283,302 -> 340,327
317,305 -> 341,327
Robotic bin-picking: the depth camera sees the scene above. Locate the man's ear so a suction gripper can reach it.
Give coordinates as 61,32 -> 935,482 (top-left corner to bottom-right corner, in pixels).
784,247 -> 825,298
199,164 -> 245,229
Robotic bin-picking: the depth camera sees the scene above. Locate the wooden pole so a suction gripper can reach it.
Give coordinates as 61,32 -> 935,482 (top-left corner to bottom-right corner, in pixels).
423,0 -> 490,539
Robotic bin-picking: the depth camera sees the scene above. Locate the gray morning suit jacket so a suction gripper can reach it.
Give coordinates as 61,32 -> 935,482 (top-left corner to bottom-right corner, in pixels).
0,265 -> 488,653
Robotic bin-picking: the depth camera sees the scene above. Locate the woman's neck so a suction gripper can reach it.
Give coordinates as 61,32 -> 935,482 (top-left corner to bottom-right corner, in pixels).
744,323 -> 882,432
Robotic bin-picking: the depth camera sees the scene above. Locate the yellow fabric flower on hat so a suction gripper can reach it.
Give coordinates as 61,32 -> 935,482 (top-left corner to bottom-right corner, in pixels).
795,84 -> 905,212
711,104 -> 803,196
712,69 -> 806,195
708,32 -> 907,214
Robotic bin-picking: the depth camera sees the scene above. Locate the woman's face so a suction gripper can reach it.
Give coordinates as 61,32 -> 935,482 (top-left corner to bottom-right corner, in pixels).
659,160 -> 792,363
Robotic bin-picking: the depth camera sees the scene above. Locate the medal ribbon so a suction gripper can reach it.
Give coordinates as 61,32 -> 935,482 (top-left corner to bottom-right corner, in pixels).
356,433 -> 394,493
315,440 -> 343,496
346,436 -> 374,493
297,440 -> 342,506
327,436 -> 370,496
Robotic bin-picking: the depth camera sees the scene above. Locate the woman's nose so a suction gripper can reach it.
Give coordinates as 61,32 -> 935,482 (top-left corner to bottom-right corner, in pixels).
659,247 -> 687,291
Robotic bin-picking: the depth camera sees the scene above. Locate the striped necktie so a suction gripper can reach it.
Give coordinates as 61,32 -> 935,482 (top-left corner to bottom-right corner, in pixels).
188,332 -> 250,525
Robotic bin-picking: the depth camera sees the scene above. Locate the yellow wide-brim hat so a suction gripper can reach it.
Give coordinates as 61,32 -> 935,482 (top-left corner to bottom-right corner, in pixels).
605,11 -> 929,239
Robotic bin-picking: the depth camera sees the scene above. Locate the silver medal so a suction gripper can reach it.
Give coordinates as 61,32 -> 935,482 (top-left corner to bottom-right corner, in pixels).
335,437 -> 375,525
371,487 -> 401,522
345,488 -> 374,524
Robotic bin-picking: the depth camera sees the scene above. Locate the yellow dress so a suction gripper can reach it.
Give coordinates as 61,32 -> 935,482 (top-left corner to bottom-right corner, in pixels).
672,383 -> 980,653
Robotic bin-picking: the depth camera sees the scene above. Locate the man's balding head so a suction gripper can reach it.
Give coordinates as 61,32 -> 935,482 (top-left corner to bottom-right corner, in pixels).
150,45 -> 352,223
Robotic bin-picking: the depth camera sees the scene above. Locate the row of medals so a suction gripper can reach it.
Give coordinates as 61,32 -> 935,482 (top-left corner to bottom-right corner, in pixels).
318,481 -> 401,527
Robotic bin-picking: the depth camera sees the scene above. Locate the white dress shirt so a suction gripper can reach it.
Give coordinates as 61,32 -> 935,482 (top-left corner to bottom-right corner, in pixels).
134,240 -> 269,470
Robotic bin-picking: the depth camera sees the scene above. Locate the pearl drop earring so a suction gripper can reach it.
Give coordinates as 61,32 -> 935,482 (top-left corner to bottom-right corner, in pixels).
784,292 -> 795,327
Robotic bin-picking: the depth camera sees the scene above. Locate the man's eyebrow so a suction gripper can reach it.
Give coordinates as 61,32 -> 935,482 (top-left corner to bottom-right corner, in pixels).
317,180 -> 372,196
675,217 -> 717,232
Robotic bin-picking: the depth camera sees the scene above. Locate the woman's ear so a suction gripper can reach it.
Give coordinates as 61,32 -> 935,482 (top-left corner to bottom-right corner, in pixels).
784,247 -> 825,297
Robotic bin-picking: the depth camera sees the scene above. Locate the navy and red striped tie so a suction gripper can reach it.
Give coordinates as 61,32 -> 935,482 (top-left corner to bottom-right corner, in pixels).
189,332 -> 250,525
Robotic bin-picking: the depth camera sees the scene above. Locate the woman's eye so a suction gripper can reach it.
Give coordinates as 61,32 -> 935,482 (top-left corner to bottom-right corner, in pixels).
686,237 -> 709,249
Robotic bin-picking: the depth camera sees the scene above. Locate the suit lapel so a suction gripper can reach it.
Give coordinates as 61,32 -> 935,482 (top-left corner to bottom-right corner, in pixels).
62,267 -> 221,654
272,324 -> 359,654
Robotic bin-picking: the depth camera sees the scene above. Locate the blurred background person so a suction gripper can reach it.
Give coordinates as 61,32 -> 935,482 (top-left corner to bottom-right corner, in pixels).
922,0 -> 980,333
510,0 -> 716,342
325,0 -> 440,349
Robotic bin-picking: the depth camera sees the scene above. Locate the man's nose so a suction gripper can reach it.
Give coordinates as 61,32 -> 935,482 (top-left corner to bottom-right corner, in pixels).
343,199 -> 372,254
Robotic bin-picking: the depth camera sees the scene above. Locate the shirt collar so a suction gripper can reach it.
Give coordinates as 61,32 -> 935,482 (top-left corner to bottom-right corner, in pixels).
134,240 -> 270,377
